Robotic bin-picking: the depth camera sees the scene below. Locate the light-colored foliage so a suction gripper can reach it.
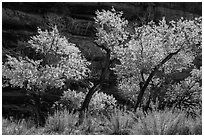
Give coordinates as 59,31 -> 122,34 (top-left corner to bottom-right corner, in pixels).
2,118 -> 42,135
94,8 -> 129,57
165,67 -> 202,114
53,89 -> 117,114
52,89 -> 85,110
132,109 -> 202,135
44,110 -> 78,134
114,17 -> 202,102
94,8 -> 201,111
102,109 -> 135,135
2,26 -> 90,92
89,91 -> 117,113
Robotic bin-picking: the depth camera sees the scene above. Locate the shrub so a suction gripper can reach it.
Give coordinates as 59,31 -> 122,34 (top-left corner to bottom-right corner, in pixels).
52,89 -> 117,115
164,67 -> 202,116
132,109 -> 202,135
2,118 -> 42,135
89,91 -> 117,115
101,109 -> 135,135
44,110 -> 105,135
44,110 -> 78,134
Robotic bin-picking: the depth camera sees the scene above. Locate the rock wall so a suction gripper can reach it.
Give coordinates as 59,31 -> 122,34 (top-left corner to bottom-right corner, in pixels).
2,2 -> 201,60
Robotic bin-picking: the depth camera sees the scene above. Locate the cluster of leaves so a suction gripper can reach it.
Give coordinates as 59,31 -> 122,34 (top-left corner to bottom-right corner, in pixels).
52,89 -> 85,110
2,26 -> 90,93
94,8 -> 129,57
89,91 -> 117,114
116,17 -> 201,73
52,89 -> 117,114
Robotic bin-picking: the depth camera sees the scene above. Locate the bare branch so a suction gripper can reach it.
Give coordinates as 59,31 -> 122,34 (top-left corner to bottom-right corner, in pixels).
134,47 -> 182,111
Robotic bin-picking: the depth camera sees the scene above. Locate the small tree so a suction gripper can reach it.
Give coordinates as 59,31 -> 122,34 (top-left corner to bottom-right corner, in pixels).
2,26 -> 90,124
76,8 -> 129,125
114,17 -> 202,111
79,8 -> 129,112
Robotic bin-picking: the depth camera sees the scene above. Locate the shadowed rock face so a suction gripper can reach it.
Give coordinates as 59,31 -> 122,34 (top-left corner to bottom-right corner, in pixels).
2,2 -> 201,59
2,2 -> 202,118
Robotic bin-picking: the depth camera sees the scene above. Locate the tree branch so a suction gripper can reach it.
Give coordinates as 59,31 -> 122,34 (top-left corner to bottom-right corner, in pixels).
134,47 -> 182,111
94,41 -> 110,52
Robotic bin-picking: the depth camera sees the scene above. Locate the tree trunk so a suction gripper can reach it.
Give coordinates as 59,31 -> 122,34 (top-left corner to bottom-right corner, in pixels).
77,48 -> 110,125
134,48 -> 181,111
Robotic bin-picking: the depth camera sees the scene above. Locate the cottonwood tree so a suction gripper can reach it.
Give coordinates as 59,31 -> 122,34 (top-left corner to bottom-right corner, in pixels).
80,7 -> 202,114
79,8 -> 202,123
76,8 -> 129,125
78,8 -> 129,111
2,26 -> 90,124
114,17 -> 202,111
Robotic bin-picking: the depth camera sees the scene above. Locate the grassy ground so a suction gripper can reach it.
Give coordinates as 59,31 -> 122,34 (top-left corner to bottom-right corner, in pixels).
2,109 -> 202,135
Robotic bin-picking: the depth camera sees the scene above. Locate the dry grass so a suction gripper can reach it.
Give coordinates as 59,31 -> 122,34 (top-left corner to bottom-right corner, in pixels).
2,108 -> 202,135
132,109 -> 202,135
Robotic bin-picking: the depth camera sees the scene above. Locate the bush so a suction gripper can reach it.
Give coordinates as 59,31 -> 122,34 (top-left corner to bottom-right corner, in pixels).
2,118 -> 42,135
89,91 -> 117,115
132,109 -> 202,135
44,110 -> 78,134
164,67 -> 202,116
52,89 -> 117,115
44,110 -> 104,135
52,89 -> 85,111
101,109 -> 135,135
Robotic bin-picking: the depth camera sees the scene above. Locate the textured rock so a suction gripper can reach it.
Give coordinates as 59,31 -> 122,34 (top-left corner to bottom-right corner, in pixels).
2,2 -> 201,57
2,2 -> 201,76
